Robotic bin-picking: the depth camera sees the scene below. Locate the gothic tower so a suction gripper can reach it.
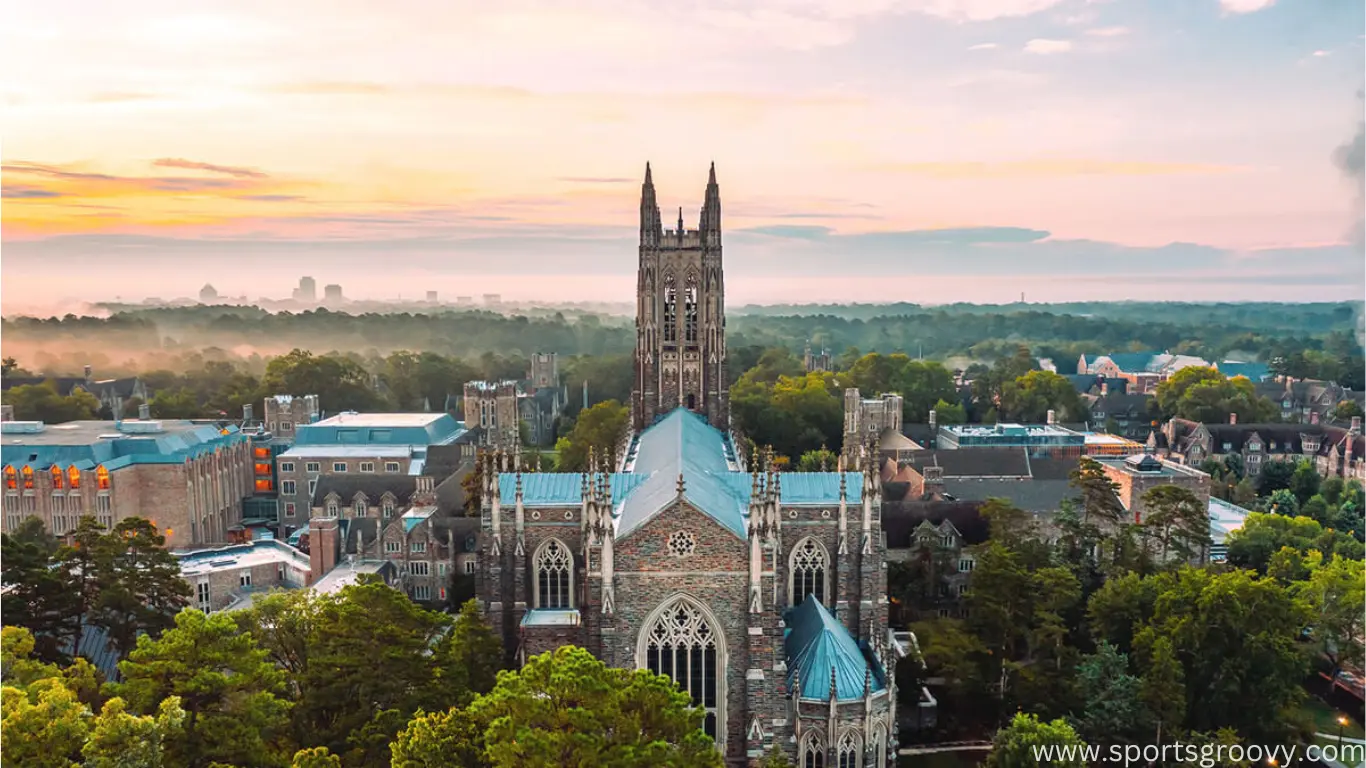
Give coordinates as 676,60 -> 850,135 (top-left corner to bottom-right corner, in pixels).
632,163 -> 728,432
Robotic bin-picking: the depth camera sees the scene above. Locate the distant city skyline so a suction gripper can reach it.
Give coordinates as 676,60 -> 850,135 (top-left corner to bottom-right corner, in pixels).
2,0 -> 1364,313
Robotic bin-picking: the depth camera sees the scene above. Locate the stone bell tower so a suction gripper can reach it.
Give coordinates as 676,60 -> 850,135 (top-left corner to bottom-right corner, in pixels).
631,163 -> 728,432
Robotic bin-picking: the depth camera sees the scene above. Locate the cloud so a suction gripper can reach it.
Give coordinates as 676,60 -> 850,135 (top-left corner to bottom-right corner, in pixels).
1333,90 -> 1365,243
87,91 -> 159,103
3,160 -> 275,198
1219,0 -> 1275,13
877,159 -> 1246,178
2,185 -> 64,199
558,177 -> 633,184
1085,26 -> 1129,37
736,225 -> 1051,245
1024,38 -> 1072,54
267,81 -> 394,96
153,158 -> 268,179
967,42 -> 998,50
235,194 -> 304,202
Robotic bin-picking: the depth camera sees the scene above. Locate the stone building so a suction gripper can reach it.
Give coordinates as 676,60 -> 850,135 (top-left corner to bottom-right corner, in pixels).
1253,379 -> 1363,424
631,164 -> 729,432
529,353 -> 559,390
1,418 -> 253,549
262,394 -> 320,440
477,169 -> 900,766
804,341 -> 833,373
842,389 -> 914,466
2,367 -> 148,420
463,380 -> 522,448
1094,454 -> 1211,527
1156,416 -> 1365,481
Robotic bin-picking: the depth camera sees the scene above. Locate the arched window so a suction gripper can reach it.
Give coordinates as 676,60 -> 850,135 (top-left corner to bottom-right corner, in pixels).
837,730 -> 861,768
534,538 -> 572,609
326,498 -> 339,517
3,466 -> 14,490
790,537 -> 830,606
641,596 -> 722,743
67,467 -> 81,489
684,274 -> 699,344
801,732 -> 826,768
96,465 -> 109,490
21,466 -> 33,490
871,724 -> 887,768
353,496 -> 367,518
662,273 -> 677,343
50,466 -> 64,490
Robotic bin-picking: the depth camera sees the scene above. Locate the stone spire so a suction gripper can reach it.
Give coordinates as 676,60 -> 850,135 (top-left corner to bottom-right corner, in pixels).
640,162 -> 660,246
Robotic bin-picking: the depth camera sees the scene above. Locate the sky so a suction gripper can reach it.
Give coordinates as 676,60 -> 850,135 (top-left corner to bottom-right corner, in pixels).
1,0 -> 1364,312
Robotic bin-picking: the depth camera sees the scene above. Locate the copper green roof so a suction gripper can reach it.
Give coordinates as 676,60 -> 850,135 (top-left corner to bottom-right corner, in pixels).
785,594 -> 886,701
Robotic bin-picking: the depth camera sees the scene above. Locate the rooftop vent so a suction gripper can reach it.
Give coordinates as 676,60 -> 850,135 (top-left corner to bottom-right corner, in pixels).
118,420 -> 165,434
0,421 -> 46,434
1124,453 -> 1163,473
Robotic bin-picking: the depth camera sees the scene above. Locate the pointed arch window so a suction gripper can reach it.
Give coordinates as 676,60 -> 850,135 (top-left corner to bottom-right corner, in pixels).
837,730 -> 861,768
50,466 -> 64,490
790,537 -> 830,607
871,724 -> 887,768
21,466 -> 33,490
3,466 -> 14,491
662,273 -> 678,343
801,732 -> 827,768
67,467 -> 81,489
684,273 -> 699,344
534,538 -> 573,609
642,597 -> 722,743
352,495 -> 367,519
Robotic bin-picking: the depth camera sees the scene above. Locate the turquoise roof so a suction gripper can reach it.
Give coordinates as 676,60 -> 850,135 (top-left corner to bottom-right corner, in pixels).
1217,361 -> 1270,382
2,421 -> 248,472
293,413 -> 464,447
496,408 -> 862,541
785,595 -> 886,701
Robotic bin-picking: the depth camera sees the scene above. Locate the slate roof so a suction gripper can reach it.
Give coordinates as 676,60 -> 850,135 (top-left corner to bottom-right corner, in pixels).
941,478 -> 1076,513
785,595 -> 886,701
1063,374 -> 1129,395
881,501 -> 989,548
1089,393 -> 1152,419
497,408 -> 863,540
313,474 -> 417,506
1164,419 -> 1365,461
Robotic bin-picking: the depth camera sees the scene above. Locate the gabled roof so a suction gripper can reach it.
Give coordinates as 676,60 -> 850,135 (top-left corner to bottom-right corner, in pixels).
313,474 -> 416,506
1099,352 -> 1161,374
1,420 -> 246,472
785,595 -> 886,701
499,408 -> 863,540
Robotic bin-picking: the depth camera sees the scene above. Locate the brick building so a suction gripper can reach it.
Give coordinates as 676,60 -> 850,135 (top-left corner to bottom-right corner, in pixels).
1156,416 -> 1364,482
1,418 -> 253,549
1094,454 -> 1212,526
178,539 -> 313,612
842,388 -> 916,466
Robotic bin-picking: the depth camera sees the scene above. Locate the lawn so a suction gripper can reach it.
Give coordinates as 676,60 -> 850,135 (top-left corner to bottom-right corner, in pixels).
1302,696 -> 1366,740
900,751 -> 985,768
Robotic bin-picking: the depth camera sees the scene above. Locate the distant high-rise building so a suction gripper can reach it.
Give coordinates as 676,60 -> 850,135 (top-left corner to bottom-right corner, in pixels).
199,284 -> 218,303
425,290 -> 438,302
294,276 -> 317,303
323,284 -> 344,303
482,293 -> 502,306
456,296 -> 474,306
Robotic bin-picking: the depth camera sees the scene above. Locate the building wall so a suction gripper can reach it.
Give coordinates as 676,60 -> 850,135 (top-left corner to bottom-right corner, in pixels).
263,395 -> 319,439
275,454 -> 415,530
529,353 -> 559,390
463,382 -> 521,449
1098,461 -> 1211,525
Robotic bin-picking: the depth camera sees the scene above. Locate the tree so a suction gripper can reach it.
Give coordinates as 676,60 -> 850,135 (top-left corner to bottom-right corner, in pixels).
108,609 -> 291,768
1334,399 -> 1364,421
1074,642 -> 1148,746
1,518 -> 79,662
1256,460 -> 1296,496
1139,485 -> 1211,564
999,370 -> 1085,423
553,400 -> 629,472
1289,460 -> 1321,504
1155,367 -> 1275,423
0,381 -> 101,423
90,517 -> 192,657
83,696 -> 187,768
933,398 -> 967,425
984,712 -> 1087,768
1069,458 -> 1125,529
1293,553 -> 1365,680
434,600 -> 504,704
262,349 -> 383,413
760,745 -> 796,768
1267,488 -> 1299,517
392,646 -> 723,768
795,446 -> 839,472
1,674 -> 93,767
1139,635 -> 1186,745
290,747 -> 342,768
1225,511 -> 1364,573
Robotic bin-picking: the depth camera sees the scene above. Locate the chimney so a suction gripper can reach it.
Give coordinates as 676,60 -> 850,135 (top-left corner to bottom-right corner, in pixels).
922,465 -> 945,500
138,402 -> 151,420
243,403 -> 254,423
928,409 -> 937,430
1229,413 -> 1237,425
309,517 -> 340,582
1101,381 -> 1109,396
1046,409 -> 1056,426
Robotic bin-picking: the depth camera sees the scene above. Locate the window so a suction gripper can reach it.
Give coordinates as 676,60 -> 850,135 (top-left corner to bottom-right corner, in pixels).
382,501 -> 395,518
667,530 -> 696,557
3,466 -> 14,490
464,560 -> 476,574
790,537 -> 829,607
4,494 -> 20,531
411,540 -> 426,553
326,501 -> 339,517
306,462 -> 321,473
333,462 -> 348,473
360,462 -> 375,473
837,731 -> 861,768
280,462 -> 295,473
197,581 -> 211,611
385,462 -> 400,473
955,583 -> 967,596
281,480 -> 297,495
308,479 -> 318,497
662,273 -> 677,343
643,597 -> 720,742
353,498 -> 367,517
22,494 -> 35,514
410,561 -> 430,576
534,539 -> 572,608
281,421 -> 293,432
50,466 -> 64,490
284,502 -> 297,518
684,275 -> 699,344
958,558 -> 975,573
439,587 -> 447,602
872,726 -> 887,768
438,561 -> 448,576
21,466 -> 34,490
385,541 -> 401,553
938,608 -> 951,618
413,584 -> 431,601
240,572 -> 252,588
67,467 -> 80,489
802,734 -> 826,768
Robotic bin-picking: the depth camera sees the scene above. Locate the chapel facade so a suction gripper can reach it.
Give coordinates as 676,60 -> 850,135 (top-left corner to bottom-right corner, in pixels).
476,165 -> 898,768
